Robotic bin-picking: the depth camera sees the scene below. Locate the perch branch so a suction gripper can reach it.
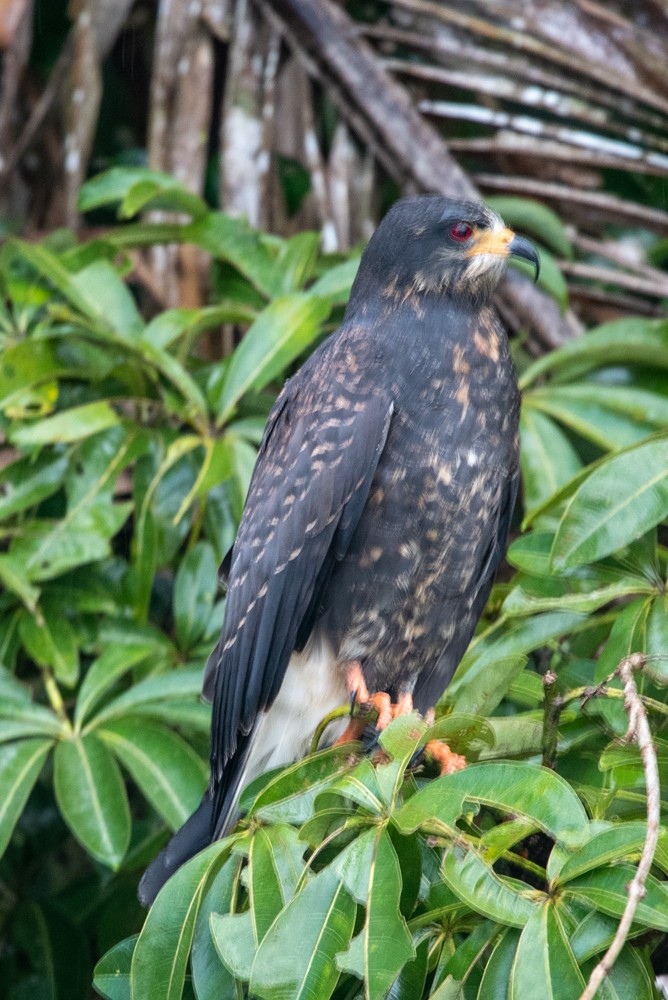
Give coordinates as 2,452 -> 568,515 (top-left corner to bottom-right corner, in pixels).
579,653 -> 661,1000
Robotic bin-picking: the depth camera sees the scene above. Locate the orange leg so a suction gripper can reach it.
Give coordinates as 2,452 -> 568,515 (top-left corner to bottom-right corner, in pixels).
425,740 -> 467,776
332,665 -> 467,777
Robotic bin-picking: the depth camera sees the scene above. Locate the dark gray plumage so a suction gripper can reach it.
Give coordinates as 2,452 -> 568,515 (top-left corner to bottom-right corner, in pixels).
139,195 -> 538,905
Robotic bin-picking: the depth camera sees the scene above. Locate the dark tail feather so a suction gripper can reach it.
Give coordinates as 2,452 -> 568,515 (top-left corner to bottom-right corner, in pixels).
138,794 -> 214,907
138,727 -> 259,907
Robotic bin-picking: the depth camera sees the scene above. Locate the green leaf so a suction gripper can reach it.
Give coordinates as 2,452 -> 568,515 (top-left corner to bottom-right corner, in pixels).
431,920 -> 499,997
92,667 -> 204,727
249,864 -> 356,1000
0,337 -> 70,411
308,256 -> 360,306
2,239 -> 106,320
0,700 -> 65,742
173,541 -> 218,652
68,259 -> 144,336
131,839 -> 232,1000
553,822 -> 651,884
0,452 -> 68,518
509,902 -> 585,999
10,400 -> 120,446
480,717 -> 545,759
486,197 -> 572,259
79,167 -> 207,219
562,864 -> 668,931
502,571 -> 651,617
210,909 -> 256,983
336,826 -> 416,998
583,943 -> 656,1000
446,654 -> 528,715
249,746 -> 354,825
519,408 -> 583,513
520,317 -> 668,389
395,762 -> 590,848
530,394 -> 654,451
11,510 -> 130,581
0,738 -> 53,856
551,435 -> 668,570
442,843 -> 539,927
93,935 -> 137,1000
99,719 -> 207,830
275,232 -> 320,293
191,857 -> 239,1000
19,608 -> 79,686
476,928 -> 520,1000
512,246 -> 567,311
214,293 -> 330,424
186,212 -> 279,297
142,304 -> 256,348
386,936 -> 429,1000
137,340 -> 209,423
249,827 -> 288,944
74,643 -> 157,727
0,554 -> 41,614
54,733 -> 130,868
10,424 -> 144,581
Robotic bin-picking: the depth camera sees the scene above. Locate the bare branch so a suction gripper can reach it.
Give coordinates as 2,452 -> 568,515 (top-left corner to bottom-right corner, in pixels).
579,653 -> 661,1000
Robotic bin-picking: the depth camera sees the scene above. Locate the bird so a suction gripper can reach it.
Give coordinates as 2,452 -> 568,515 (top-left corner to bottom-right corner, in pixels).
139,195 -> 539,905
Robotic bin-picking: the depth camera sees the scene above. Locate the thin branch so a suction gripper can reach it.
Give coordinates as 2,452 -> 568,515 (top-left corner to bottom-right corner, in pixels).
541,670 -> 561,770
579,653 -> 661,1000
475,174 -> 668,234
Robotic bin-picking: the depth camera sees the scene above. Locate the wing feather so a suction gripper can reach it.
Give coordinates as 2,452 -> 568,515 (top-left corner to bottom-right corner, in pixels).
205,372 -> 393,782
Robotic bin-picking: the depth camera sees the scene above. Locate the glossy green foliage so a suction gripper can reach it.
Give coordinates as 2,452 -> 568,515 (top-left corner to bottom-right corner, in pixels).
1,169 -> 667,999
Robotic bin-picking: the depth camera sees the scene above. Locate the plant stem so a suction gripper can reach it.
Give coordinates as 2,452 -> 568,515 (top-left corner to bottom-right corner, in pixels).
43,668 -> 71,730
541,670 -> 561,769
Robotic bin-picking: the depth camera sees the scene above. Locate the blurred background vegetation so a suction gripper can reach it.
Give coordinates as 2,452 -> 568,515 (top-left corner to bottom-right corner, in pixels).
1,1 -> 668,998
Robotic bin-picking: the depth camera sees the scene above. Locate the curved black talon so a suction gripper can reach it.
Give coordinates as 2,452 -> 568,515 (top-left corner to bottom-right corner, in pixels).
361,728 -> 381,753
408,747 -> 427,770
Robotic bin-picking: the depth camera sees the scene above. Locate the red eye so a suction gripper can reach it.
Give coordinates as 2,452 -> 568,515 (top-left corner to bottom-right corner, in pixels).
451,222 -> 473,242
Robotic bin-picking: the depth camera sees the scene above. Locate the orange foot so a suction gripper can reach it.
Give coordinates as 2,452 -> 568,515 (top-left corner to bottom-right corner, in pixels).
425,740 -> 467,776
333,664 -> 424,745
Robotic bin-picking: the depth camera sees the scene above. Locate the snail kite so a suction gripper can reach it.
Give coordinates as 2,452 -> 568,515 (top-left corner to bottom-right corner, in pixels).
140,196 -> 539,905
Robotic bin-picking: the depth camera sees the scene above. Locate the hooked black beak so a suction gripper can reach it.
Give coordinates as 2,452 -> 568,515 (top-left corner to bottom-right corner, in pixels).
509,235 -> 540,283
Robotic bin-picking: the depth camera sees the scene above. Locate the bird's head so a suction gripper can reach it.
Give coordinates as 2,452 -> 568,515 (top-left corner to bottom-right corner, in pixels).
348,195 -> 540,309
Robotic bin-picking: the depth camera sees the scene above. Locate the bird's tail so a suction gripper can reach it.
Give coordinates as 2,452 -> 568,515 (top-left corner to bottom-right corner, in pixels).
138,730 -> 257,907
138,793 -> 214,907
